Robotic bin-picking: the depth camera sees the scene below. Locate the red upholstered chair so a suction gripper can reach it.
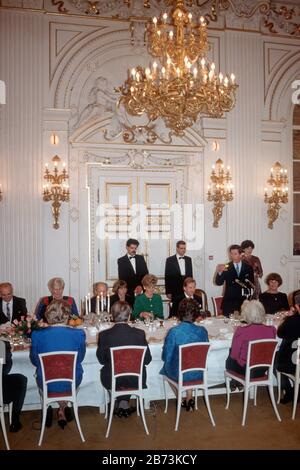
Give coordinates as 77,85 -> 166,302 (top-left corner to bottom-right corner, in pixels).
211,296 -> 223,316
38,351 -> 85,446
225,339 -> 280,426
162,342 -> 215,431
277,338 -> 300,420
0,358 -> 10,450
105,346 -> 149,438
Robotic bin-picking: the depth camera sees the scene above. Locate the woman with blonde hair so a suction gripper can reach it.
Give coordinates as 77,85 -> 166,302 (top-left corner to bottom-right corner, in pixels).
225,300 -> 276,390
132,274 -> 164,320
36,277 -> 79,321
30,299 -> 86,429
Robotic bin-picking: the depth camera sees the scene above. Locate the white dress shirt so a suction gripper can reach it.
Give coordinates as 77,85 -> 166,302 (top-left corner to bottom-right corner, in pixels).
2,298 -> 13,321
128,254 -> 136,273
176,254 -> 186,276
234,261 -> 242,276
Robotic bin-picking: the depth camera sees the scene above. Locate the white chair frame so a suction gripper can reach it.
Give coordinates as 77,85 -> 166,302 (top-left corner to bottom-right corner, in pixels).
162,342 -> 215,431
38,351 -> 85,446
225,339 -> 281,426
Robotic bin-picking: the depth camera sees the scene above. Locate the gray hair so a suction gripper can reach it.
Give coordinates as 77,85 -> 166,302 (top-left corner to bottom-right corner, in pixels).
241,300 -> 266,324
47,277 -> 65,291
111,301 -> 131,323
45,299 -> 70,325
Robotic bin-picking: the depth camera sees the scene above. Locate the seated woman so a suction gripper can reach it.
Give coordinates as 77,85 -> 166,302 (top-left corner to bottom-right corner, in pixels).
160,298 -> 209,411
110,280 -> 134,309
276,300 -> 300,403
30,299 -> 86,428
132,274 -> 164,321
226,300 -> 276,389
35,277 -> 79,321
96,301 -> 152,417
259,273 -> 289,315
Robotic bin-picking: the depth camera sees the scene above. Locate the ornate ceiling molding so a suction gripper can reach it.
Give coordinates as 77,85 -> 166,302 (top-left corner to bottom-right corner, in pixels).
0,1 -> 299,36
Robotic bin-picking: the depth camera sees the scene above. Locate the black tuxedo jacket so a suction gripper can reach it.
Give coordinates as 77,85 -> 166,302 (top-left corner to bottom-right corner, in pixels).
171,293 -> 202,318
215,261 -> 254,316
96,323 -> 152,390
0,296 -> 27,324
117,254 -> 148,295
165,255 -> 193,297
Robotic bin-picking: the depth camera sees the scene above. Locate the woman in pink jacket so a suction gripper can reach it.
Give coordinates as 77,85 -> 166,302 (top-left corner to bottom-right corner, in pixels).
226,300 -> 276,390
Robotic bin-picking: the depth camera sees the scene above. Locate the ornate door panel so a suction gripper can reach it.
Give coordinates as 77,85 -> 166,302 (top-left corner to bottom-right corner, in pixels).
90,168 -> 181,289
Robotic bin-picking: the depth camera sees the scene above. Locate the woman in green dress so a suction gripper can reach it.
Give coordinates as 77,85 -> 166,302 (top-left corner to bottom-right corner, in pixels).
132,274 -> 164,320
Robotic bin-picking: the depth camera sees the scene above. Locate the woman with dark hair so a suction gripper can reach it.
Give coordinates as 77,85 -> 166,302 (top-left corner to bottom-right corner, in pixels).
160,298 -> 208,411
241,240 -> 263,298
110,280 -> 134,308
259,273 -> 289,314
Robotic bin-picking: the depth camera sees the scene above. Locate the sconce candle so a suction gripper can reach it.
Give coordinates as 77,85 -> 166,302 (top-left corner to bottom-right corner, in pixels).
264,161 -> 288,229
43,155 -> 70,229
207,158 -> 234,228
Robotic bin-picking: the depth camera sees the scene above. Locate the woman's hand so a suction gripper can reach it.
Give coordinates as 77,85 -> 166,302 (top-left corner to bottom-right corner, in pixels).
139,312 -> 151,319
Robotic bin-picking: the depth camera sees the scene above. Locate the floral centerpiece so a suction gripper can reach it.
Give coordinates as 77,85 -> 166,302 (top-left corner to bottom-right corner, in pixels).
12,314 -> 45,337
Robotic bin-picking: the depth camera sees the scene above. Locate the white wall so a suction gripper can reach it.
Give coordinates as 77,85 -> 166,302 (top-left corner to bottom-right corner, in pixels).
0,8 -> 299,312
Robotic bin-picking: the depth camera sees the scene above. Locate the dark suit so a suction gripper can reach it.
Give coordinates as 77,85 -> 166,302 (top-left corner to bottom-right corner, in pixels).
165,255 -> 193,298
171,294 -> 202,318
96,323 -> 152,392
215,261 -> 254,317
117,254 -> 148,296
1,340 -> 27,425
0,296 -> 27,324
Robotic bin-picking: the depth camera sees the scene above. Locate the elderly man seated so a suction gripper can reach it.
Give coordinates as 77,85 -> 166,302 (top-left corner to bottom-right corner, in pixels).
0,282 -> 27,325
90,282 -> 109,313
96,301 -> 152,417
35,277 -> 78,321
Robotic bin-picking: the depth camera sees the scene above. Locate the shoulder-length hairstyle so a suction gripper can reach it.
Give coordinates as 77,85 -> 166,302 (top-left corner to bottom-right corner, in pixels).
142,274 -> 157,288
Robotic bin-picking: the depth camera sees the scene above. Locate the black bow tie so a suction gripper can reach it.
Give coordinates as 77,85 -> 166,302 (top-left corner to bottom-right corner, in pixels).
129,256 -> 136,259
179,256 -> 185,259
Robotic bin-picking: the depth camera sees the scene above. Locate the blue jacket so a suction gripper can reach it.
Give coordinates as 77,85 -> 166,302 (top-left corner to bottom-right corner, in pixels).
160,321 -> 209,382
30,326 -> 86,393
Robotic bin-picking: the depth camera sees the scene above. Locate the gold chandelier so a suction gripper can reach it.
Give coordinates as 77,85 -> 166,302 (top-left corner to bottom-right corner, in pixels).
117,0 -> 238,135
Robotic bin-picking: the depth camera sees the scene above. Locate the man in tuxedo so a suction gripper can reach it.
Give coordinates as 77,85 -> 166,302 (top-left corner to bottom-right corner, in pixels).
215,244 -> 254,317
171,277 -> 202,317
0,282 -> 27,325
117,239 -> 148,297
165,240 -> 193,315
96,301 -> 152,417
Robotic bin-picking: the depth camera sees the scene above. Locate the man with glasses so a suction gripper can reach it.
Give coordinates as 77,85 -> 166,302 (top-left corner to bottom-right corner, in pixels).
0,282 -> 27,325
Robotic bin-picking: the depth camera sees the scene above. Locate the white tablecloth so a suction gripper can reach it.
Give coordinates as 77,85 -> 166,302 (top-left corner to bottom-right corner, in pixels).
10,318 -> 234,410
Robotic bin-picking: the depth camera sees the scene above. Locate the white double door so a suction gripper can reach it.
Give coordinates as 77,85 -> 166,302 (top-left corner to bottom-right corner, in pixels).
92,168 -> 183,289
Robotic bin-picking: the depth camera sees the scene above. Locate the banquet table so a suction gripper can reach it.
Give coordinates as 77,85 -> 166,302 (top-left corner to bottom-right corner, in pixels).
9,317 -> 237,411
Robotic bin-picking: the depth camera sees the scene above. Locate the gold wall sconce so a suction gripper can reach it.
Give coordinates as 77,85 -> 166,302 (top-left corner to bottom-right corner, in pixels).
43,155 -> 70,229
207,158 -> 234,227
264,161 -> 288,229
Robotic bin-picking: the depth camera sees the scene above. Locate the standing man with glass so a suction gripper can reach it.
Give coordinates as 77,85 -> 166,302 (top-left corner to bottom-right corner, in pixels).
215,244 -> 254,317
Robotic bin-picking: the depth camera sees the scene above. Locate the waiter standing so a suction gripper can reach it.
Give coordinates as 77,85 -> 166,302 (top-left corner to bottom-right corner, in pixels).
117,239 -> 149,297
